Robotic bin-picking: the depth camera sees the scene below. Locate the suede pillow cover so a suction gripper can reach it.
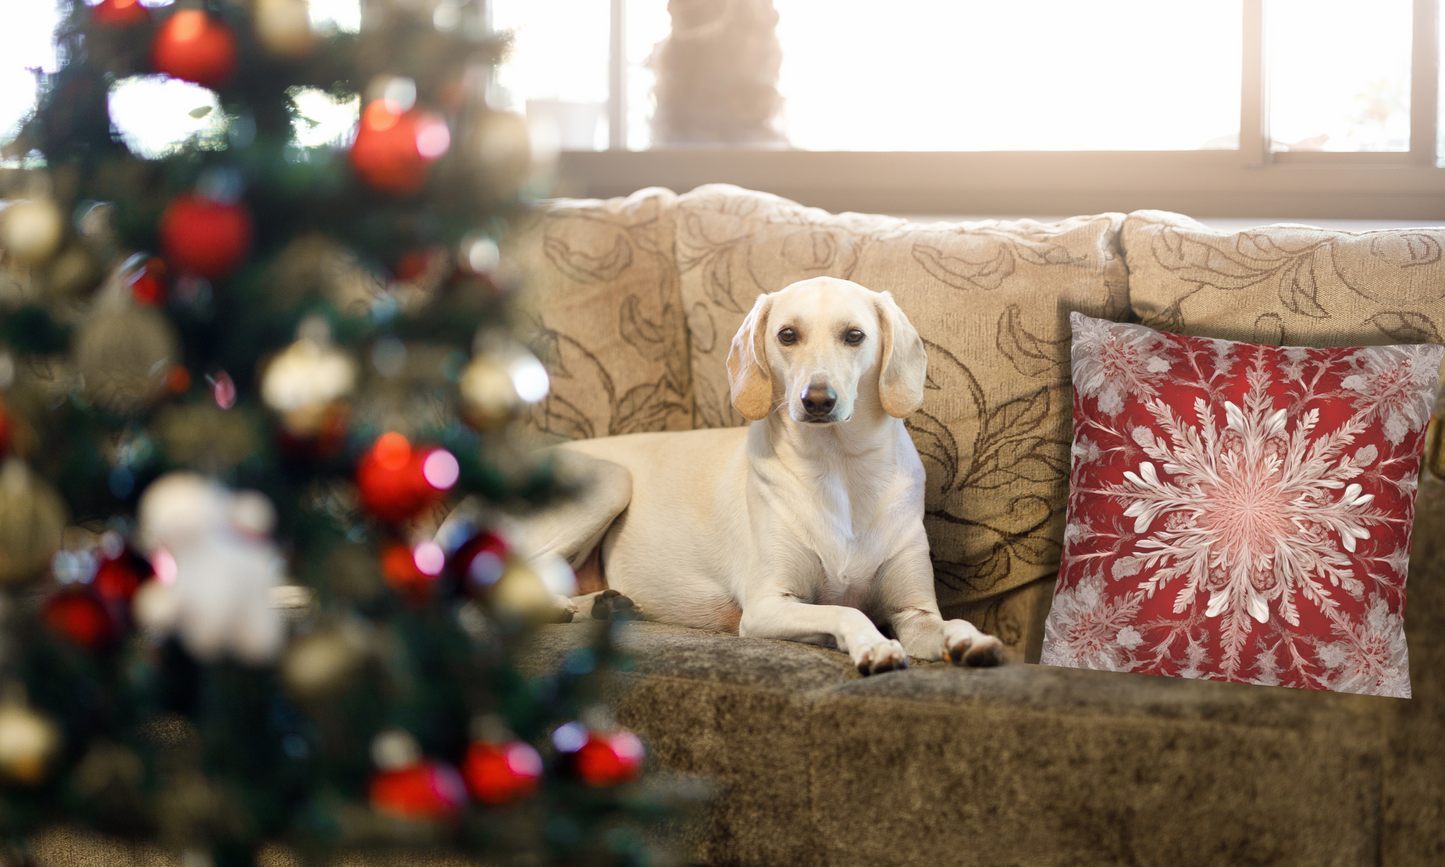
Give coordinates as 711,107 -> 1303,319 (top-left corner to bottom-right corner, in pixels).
1040,312 -> 1442,697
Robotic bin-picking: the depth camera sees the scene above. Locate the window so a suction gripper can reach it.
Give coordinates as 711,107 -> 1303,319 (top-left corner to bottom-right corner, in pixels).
0,0 -> 59,149
1267,0 -> 1413,153
496,0 -> 1445,219
6,1 -> 1443,218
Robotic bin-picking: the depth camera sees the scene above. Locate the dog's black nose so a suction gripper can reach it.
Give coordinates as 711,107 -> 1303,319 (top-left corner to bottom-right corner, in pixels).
801,384 -> 837,417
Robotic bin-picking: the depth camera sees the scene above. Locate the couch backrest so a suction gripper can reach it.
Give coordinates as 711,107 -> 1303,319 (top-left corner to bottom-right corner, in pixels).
511,187 -> 1445,618
673,186 -> 1128,615
509,187 -> 692,443
514,184 -> 1127,616
1124,210 -> 1445,359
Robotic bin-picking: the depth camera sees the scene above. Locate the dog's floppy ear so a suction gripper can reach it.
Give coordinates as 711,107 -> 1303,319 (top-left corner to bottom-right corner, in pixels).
874,291 -> 927,418
727,293 -> 775,421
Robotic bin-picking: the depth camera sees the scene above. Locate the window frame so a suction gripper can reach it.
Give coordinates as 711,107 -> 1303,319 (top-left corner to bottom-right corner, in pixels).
555,0 -> 1445,219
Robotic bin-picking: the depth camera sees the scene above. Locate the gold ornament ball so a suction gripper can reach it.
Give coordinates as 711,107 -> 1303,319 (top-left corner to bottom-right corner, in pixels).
0,199 -> 66,267
46,244 -> 103,300
255,0 -> 316,57
0,702 -> 61,785
154,403 -> 259,472
459,355 -> 522,430
281,626 -> 369,700
0,459 -> 68,585
74,305 -> 182,415
491,560 -> 565,623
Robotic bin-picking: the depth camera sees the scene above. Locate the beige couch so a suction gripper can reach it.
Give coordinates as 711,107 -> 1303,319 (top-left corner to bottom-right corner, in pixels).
510,185 -> 1445,867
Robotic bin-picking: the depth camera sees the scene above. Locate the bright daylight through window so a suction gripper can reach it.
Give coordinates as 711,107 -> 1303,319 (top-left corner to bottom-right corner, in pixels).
489,0 -> 1427,156
1268,0 -> 1412,152
3,0 -> 1443,216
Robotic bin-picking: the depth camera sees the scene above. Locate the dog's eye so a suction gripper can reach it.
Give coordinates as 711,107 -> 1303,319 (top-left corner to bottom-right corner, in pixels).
844,329 -> 865,346
778,327 -> 797,346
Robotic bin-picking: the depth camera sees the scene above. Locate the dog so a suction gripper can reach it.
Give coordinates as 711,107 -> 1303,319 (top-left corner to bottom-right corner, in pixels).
520,276 -> 1003,674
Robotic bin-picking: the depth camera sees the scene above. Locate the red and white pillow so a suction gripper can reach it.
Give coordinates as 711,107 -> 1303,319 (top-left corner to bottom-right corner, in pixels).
1040,312 -> 1442,697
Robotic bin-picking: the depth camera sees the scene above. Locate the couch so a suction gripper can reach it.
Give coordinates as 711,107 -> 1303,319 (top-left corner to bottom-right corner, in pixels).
507,184 -> 1445,867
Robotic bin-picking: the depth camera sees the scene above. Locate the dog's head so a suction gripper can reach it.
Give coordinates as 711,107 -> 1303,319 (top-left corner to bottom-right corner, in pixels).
726,277 -> 927,424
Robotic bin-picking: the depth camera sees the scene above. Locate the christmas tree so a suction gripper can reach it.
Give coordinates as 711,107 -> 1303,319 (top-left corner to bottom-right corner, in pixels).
0,2 -> 686,865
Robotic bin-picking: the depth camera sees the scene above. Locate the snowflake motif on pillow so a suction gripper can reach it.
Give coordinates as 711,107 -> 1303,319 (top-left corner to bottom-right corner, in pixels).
1040,313 -> 1442,697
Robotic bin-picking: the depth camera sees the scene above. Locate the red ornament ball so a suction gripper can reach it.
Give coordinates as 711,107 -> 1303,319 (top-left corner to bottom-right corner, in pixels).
0,397 -> 11,456
92,0 -> 148,28
392,248 -> 436,283
93,549 -> 153,604
451,530 -> 510,594
462,740 -> 542,804
349,101 -> 451,196
159,194 -> 252,280
369,761 -> 467,821
124,256 -> 168,306
572,729 -> 644,787
151,10 -> 237,88
380,541 -> 447,600
355,433 -> 458,523
43,589 -> 116,650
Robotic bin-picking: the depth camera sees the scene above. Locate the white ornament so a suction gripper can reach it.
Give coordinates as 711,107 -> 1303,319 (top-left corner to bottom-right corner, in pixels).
137,473 -> 286,664
260,336 -> 357,435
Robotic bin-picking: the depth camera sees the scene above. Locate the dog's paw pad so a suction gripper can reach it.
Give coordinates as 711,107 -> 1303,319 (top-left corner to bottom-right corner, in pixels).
590,591 -> 643,622
856,640 -> 908,675
945,634 -> 1004,667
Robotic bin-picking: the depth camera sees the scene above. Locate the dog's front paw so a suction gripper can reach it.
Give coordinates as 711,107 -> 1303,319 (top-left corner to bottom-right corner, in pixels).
943,622 -> 1004,667
589,588 -> 644,622
853,638 -> 908,675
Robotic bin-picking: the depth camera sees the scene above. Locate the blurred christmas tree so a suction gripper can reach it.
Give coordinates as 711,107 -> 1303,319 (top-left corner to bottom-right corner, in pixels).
0,2 -> 686,866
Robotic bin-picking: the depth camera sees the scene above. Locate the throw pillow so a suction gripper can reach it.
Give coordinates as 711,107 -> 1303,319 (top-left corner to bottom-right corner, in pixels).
1040,312 -> 1442,697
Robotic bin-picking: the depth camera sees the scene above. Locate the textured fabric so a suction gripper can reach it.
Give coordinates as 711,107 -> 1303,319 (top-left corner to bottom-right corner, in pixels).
673,184 -> 1129,611
1123,210 -> 1445,352
508,187 -> 692,443
1041,313 -> 1441,697
521,622 -> 1388,867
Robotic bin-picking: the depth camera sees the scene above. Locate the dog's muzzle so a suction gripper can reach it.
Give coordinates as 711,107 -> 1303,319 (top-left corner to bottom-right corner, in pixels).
800,383 -> 838,422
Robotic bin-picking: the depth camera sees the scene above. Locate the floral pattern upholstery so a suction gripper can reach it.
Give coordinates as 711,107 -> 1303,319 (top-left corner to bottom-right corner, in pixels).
509,187 -> 693,443
673,186 -> 1129,619
509,185 -> 1129,646
1123,210 -> 1445,355
508,191 -> 1445,664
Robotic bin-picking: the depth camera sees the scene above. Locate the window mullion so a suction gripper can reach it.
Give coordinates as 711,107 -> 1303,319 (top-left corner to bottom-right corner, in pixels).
608,0 -> 627,150
1241,0 -> 1269,168
1411,0 -> 1439,165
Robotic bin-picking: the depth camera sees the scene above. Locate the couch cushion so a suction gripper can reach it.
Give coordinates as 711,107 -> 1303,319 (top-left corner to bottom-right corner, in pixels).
509,188 -> 692,443
1122,210 -> 1445,353
672,184 -> 1129,614
522,621 -> 1388,867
